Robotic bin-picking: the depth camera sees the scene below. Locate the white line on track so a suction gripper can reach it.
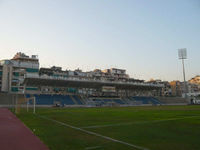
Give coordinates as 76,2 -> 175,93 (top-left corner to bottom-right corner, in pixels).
36,115 -> 149,150
82,115 -> 200,129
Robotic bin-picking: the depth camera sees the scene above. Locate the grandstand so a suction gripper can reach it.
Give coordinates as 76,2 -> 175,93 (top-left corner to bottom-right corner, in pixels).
19,73 -> 165,107
0,73 -> 189,107
0,52 -> 189,107
23,94 -> 163,107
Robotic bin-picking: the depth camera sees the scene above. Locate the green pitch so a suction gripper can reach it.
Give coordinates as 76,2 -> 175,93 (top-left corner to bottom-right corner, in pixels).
17,105 -> 200,150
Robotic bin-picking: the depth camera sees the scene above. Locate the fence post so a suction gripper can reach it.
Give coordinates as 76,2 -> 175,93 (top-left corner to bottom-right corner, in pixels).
33,97 -> 36,114
15,94 -> 18,114
26,99 -> 29,112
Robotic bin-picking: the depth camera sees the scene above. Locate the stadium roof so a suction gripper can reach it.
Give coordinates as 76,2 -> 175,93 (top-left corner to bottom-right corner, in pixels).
23,75 -> 164,90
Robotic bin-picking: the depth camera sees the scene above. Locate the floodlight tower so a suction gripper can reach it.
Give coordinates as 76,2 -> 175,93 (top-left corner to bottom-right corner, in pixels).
178,48 -> 187,98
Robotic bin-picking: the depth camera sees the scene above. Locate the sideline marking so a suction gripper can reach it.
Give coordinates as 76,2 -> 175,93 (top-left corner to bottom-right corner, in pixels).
82,116 -> 200,129
36,115 -> 149,150
85,146 -> 102,150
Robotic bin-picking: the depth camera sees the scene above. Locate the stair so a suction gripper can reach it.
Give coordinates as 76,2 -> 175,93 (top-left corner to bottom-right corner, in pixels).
78,95 -> 85,104
70,95 -> 78,105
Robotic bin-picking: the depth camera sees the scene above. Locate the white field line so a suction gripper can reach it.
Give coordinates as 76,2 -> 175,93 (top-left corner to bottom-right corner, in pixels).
85,146 -> 102,150
36,115 -> 149,150
82,115 -> 200,129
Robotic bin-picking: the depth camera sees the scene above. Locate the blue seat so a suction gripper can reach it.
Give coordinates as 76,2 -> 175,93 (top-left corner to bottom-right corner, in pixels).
113,99 -> 125,104
31,94 -> 75,105
132,96 -> 161,105
63,95 -> 75,105
34,94 -> 54,105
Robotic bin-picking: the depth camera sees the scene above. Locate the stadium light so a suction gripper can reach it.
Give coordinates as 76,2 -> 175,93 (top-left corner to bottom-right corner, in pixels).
178,48 -> 187,98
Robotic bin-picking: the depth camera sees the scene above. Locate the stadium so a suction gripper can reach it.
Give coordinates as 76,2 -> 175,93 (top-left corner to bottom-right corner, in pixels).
1,53 -> 200,150
0,52 -> 189,108
1,0 -> 200,149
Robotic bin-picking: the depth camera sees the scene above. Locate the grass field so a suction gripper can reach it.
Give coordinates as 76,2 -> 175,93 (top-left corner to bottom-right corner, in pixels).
16,105 -> 200,150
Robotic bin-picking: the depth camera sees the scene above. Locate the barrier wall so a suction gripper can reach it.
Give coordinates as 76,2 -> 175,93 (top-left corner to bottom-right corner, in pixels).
156,97 -> 189,104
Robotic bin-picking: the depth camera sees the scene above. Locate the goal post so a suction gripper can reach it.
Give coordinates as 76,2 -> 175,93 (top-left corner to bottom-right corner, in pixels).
14,94 -> 36,114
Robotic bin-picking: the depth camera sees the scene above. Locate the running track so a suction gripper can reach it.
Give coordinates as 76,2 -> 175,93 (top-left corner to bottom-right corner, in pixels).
0,108 -> 49,150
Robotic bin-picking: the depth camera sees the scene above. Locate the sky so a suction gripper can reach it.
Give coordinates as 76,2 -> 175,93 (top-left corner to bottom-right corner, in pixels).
0,0 -> 199,81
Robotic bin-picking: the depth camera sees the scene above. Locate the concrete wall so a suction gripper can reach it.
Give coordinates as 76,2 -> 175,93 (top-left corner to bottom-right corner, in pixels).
157,97 -> 189,104
1,65 -> 12,92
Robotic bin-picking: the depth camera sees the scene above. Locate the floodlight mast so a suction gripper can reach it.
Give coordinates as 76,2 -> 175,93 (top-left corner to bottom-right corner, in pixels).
178,48 -> 187,98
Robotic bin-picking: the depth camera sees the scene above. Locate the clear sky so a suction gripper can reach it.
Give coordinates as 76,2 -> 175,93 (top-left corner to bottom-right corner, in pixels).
0,0 -> 199,81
